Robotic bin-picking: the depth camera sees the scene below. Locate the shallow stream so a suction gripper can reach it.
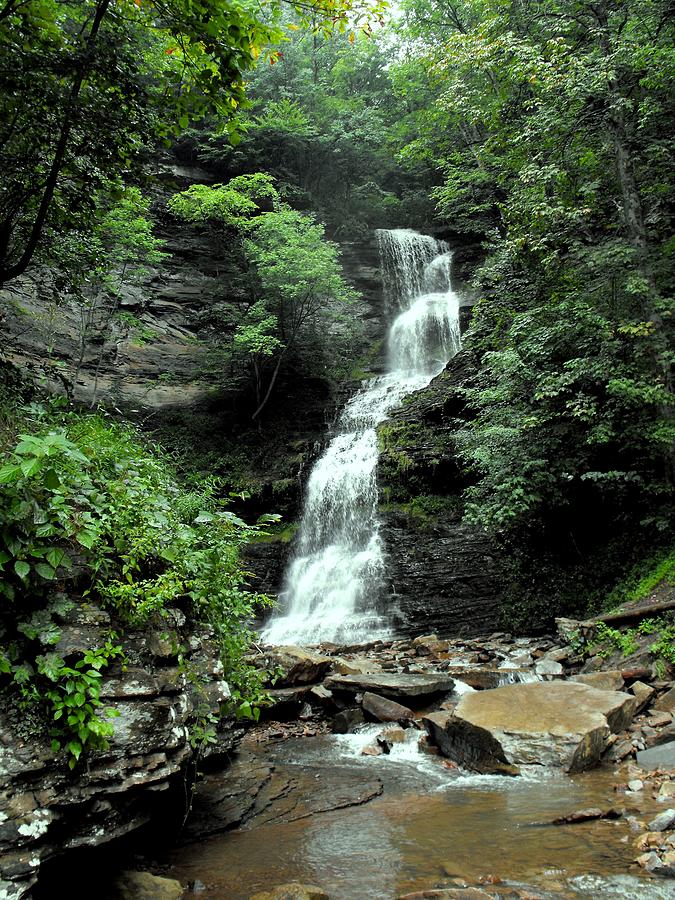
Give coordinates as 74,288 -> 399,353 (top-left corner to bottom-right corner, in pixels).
166,726 -> 670,899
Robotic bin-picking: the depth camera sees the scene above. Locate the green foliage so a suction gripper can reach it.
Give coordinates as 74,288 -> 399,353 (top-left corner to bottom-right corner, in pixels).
0,0 -> 388,282
605,545 -> 675,610
587,616 -> 675,668
167,175 -> 279,230
0,399 -> 273,765
170,174 -> 359,417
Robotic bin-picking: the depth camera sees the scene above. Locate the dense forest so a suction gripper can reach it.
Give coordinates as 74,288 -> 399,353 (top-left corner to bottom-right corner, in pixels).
0,0 -> 673,789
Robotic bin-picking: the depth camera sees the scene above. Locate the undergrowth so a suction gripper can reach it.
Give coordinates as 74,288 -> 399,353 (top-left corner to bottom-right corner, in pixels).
0,393 -> 275,767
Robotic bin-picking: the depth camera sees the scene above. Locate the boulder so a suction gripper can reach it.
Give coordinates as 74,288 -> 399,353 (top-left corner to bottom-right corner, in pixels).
424,682 -> 637,774
571,671 -> 624,691
654,685 -> 675,713
422,711 -> 520,776
361,692 -> 414,723
330,656 -> 380,676
257,647 -> 332,686
534,659 -> 563,678
636,741 -> 675,770
332,708 -> 365,734
648,809 -> 675,832
630,680 -> 656,712
112,871 -> 183,900
250,884 -> 329,900
323,673 -> 454,703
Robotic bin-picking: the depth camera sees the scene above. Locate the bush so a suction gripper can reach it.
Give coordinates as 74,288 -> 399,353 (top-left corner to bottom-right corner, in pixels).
0,398 -> 273,766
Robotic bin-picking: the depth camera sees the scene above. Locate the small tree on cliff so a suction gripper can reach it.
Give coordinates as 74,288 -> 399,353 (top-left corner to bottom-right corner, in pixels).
169,175 -> 356,419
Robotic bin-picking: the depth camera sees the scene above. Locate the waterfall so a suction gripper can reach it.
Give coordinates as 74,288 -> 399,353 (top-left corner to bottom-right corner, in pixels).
261,229 -> 461,646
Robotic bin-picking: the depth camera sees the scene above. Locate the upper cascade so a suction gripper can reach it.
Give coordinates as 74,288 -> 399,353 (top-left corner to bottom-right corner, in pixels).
261,229 -> 461,646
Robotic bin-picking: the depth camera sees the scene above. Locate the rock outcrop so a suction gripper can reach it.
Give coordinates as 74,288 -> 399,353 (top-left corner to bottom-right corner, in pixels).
0,603 -> 240,899
377,351 -> 503,637
423,681 -> 638,774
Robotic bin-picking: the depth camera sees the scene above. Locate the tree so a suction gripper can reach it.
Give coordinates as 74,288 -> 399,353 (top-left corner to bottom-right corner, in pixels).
168,174 -> 357,418
0,0 -> 387,286
243,207 -> 356,417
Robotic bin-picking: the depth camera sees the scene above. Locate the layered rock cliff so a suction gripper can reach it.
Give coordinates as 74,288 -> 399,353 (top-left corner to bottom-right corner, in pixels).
0,601 -> 239,900
377,350 -> 503,637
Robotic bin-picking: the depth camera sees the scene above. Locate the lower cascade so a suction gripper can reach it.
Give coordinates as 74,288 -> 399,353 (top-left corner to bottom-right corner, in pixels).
262,229 -> 461,645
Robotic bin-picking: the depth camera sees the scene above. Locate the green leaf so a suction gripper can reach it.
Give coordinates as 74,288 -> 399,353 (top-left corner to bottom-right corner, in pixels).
0,464 -> 22,483
14,560 -> 30,579
35,563 -> 56,580
20,457 -> 42,478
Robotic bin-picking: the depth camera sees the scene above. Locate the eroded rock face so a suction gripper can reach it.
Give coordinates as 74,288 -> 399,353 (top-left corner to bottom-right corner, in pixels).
377,351 -> 503,638
0,604 -> 241,899
424,682 -> 637,774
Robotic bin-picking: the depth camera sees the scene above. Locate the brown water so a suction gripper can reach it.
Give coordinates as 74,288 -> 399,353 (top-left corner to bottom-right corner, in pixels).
166,730 -> 671,899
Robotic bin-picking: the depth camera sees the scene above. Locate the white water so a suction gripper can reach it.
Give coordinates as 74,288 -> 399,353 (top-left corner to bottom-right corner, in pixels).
262,229 -> 461,645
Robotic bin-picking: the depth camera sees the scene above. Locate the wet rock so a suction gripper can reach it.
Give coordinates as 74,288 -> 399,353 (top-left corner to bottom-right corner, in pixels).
653,685 -> 675,713
361,742 -> 386,757
0,608 -> 235,898
549,807 -> 622,825
630,681 -> 656,712
646,711 -> 673,728
361,692 -> 414,723
648,809 -> 675,832
332,708 -> 365,734
308,685 -> 333,705
377,726 -> 407,744
636,741 -> 675,770
324,672 -> 454,703
112,871 -> 183,900
534,659 -> 563,678
606,739 -> 634,762
423,711 -> 520,776
659,782 -> 675,800
544,647 -> 571,663
329,656 -> 380,676
425,682 -> 637,773
646,724 -> 675,747
397,890 -> 495,899
636,851 -> 664,873
255,647 -> 332,686
250,884 -> 329,900
627,780 -> 644,792
570,671 -> 624,691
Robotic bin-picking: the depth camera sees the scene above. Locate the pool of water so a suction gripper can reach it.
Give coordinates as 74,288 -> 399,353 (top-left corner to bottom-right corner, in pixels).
165,729 -> 671,899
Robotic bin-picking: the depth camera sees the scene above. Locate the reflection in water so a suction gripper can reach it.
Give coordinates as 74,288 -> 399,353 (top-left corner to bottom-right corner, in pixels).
166,733 -> 671,900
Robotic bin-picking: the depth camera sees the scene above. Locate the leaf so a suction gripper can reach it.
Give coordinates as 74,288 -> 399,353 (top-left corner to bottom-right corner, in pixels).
46,548 -> 67,569
77,530 -> 97,549
35,563 -> 56,580
0,464 -> 22,483
14,560 -> 30,579
20,456 -> 41,478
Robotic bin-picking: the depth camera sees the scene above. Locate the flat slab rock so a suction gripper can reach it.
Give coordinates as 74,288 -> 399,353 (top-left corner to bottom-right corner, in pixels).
424,681 -> 637,774
323,672 -> 454,702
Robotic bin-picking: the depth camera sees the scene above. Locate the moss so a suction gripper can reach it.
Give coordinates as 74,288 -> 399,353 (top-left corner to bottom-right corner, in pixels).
250,522 -> 298,544
381,493 -> 463,531
604,544 -> 675,610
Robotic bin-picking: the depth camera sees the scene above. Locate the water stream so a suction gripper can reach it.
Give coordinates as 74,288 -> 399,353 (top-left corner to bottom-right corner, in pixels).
262,230 -> 461,645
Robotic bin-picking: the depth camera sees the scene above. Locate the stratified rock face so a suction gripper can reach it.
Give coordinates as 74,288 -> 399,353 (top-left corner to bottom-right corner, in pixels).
377,350 -> 503,637
324,672 -> 454,702
423,682 -> 637,774
383,520 -> 501,638
0,604 -> 241,900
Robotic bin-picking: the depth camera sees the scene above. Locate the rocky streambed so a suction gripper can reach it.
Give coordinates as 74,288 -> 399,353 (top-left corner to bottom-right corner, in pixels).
121,627 -> 675,900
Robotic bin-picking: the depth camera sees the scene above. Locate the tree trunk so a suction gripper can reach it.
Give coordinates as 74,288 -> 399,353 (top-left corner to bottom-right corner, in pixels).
0,0 -> 111,286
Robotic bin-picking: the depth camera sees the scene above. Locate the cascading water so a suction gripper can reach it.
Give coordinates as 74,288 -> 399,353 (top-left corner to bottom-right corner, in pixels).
262,229 -> 461,645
